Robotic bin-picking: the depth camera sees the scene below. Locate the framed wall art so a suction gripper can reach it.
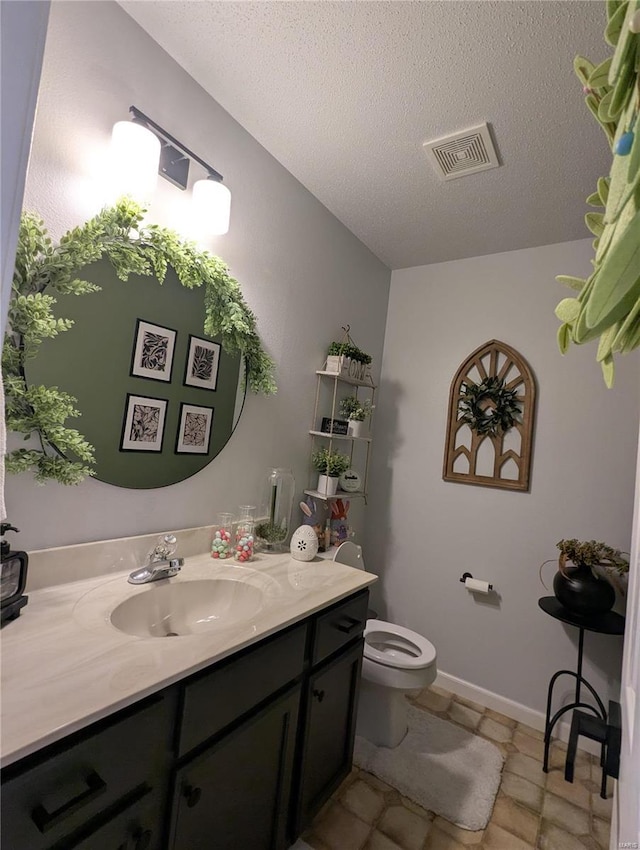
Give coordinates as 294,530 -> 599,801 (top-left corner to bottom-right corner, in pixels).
176,403 -> 215,454
442,340 -> 536,491
120,393 -> 168,452
184,335 -> 220,391
130,319 -> 177,382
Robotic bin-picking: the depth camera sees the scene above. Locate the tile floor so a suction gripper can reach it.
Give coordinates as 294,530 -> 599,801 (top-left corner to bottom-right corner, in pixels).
301,685 -> 613,850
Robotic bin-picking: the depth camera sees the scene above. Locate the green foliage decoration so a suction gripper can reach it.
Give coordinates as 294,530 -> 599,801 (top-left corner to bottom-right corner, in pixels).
555,0 -> 640,386
311,447 -> 351,476
339,395 -> 373,421
4,198 -> 276,485
255,521 -> 288,544
327,341 -> 372,365
556,538 -> 629,575
457,376 -> 521,438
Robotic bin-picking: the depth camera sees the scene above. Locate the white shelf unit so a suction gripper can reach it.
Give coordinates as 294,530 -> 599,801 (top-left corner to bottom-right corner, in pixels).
308,369 -> 377,503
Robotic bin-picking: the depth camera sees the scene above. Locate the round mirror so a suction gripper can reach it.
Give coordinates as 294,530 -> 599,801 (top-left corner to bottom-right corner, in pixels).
24,258 -> 246,488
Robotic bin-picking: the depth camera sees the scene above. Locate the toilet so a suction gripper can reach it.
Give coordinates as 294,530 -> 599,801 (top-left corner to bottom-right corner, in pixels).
333,541 -> 437,748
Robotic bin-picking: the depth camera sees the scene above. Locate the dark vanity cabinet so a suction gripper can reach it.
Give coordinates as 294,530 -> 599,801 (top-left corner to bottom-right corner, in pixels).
1,588 -> 369,850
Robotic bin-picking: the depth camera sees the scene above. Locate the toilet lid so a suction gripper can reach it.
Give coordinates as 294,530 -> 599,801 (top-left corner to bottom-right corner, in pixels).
363,619 -> 436,670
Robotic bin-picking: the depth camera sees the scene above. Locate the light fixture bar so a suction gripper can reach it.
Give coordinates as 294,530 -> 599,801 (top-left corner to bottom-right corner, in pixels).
129,105 -> 224,187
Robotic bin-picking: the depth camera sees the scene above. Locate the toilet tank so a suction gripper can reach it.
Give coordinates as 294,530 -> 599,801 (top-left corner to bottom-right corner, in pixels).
333,542 -> 364,570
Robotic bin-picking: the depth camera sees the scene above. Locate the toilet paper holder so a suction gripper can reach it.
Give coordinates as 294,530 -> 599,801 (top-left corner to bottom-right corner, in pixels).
459,572 -> 494,592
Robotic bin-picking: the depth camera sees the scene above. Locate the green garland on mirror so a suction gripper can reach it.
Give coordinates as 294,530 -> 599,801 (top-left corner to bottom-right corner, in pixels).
3,198 -> 277,485
555,0 -> 640,387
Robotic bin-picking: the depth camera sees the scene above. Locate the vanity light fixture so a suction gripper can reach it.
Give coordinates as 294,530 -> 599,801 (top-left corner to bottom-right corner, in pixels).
112,106 -> 231,235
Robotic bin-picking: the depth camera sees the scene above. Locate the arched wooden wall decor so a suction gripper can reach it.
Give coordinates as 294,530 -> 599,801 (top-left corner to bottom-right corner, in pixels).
443,340 -> 536,491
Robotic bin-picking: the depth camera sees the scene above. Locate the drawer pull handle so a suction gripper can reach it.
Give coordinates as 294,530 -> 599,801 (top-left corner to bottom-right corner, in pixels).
31,770 -> 107,833
133,827 -> 153,850
335,616 -> 362,634
183,783 -> 202,808
312,688 -> 325,702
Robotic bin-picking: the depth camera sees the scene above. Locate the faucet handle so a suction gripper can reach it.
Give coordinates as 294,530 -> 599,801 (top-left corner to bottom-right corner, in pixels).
148,533 -> 178,563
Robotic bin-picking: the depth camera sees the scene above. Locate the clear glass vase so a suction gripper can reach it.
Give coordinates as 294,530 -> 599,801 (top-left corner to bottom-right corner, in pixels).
234,505 -> 256,563
211,512 -> 234,560
256,468 -> 295,552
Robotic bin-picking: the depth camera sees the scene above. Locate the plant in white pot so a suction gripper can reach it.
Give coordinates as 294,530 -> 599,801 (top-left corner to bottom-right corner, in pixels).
339,396 -> 373,437
326,340 -> 372,380
311,448 -> 350,496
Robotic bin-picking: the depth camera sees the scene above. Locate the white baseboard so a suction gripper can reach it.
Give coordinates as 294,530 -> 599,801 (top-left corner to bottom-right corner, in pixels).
435,670 -> 601,757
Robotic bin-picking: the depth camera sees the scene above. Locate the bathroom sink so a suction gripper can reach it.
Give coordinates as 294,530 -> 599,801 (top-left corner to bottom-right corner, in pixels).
110,578 -> 266,637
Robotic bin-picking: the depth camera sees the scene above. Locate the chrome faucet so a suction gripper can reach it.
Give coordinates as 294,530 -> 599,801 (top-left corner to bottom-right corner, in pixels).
128,534 -> 184,585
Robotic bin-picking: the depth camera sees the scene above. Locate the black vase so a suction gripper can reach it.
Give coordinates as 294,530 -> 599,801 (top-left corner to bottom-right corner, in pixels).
553,563 -> 615,616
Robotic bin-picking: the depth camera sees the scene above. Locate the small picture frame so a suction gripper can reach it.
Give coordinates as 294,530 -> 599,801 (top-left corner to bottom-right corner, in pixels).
320,417 -> 349,436
176,403 -> 214,454
120,394 -> 167,452
184,335 -> 221,391
130,319 -> 177,383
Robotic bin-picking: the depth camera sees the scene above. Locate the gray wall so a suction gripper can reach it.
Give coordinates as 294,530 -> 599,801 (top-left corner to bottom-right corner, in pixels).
0,0 -> 50,336
366,239 -> 639,713
5,0 -> 391,551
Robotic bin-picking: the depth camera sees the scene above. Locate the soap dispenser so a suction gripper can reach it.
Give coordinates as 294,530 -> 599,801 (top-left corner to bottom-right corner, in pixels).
1,523 -> 29,626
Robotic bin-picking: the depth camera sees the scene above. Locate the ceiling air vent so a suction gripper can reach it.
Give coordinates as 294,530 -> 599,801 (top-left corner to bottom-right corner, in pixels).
423,123 -> 500,181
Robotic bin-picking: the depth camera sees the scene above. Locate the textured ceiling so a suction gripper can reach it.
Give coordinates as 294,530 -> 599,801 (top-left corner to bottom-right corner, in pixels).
119,1 -> 610,270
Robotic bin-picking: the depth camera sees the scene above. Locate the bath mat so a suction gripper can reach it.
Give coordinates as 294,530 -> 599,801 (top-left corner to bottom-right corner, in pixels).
353,705 -> 504,831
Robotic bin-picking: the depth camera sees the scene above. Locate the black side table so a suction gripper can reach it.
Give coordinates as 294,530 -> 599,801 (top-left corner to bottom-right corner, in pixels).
538,597 -> 624,774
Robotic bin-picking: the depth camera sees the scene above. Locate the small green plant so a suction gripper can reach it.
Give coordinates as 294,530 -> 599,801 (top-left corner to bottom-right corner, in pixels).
311,447 -> 350,477
540,538 -> 629,596
339,396 -> 373,421
327,341 -> 372,365
255,521 -> 287,544
556,539 -> 629,575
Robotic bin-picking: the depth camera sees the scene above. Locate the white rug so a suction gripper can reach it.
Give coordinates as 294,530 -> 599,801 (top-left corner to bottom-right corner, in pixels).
354,705 -> 504,831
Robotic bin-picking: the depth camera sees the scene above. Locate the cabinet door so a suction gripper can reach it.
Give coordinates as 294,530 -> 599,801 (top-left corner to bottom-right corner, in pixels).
296,640 -> 363,831
170,685 -> 300,850
1,695 -> 173,850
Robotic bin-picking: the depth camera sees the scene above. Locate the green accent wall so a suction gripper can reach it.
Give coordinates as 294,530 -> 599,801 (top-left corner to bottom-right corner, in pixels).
25,259 -> 244,488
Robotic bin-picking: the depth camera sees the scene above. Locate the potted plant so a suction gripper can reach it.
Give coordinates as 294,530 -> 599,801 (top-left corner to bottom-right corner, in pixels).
326,340 -> 372,380
542,539 -> 629,616
311,447 -> 350,496
339,396 -> 373,437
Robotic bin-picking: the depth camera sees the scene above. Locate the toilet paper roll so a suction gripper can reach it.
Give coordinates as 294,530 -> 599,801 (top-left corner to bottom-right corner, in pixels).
465,577 -> 491,593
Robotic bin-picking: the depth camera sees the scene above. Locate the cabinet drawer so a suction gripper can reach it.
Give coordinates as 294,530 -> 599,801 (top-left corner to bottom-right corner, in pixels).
65,790 -> 162,850
1,695 -> 173,850
179,623 -> 307,756
312,590 -> 368,666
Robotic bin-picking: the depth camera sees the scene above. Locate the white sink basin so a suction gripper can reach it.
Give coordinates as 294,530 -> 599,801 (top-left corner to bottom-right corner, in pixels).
110,579 -> 266,637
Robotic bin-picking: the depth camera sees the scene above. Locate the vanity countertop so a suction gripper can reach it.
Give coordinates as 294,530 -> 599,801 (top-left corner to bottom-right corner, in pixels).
0,551 -> 377,767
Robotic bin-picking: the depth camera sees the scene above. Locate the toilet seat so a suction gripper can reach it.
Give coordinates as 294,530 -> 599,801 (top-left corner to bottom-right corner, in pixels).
364,620 -> 436,670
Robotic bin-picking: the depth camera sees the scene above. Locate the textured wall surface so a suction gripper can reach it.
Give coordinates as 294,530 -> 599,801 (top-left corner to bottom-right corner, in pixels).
120,0 -> 610,269
7,0 -> 391,551
366,238 -> 639,712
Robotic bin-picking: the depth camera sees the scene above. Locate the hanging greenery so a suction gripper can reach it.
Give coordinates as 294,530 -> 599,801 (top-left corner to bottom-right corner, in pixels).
457,376 -> 521,438
3,198 -> 276,485
555,0 -> 640,387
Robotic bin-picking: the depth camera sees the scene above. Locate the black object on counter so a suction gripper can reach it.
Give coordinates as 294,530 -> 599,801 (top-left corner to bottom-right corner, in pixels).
1,523 -> 29,626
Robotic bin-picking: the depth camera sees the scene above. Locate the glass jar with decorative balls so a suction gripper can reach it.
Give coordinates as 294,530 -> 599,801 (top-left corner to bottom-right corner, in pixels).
211,512 -> 234,560
234,505 -> 256,563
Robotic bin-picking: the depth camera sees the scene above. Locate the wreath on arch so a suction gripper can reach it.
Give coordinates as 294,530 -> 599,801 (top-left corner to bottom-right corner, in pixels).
457,375 -> 521,437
